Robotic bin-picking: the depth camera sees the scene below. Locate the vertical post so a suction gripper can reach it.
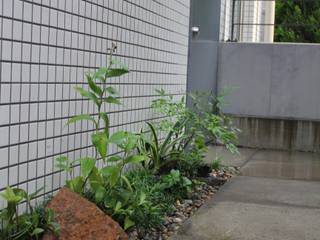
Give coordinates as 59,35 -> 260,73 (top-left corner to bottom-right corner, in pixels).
231,0 -> 236,41
187,0 -> 222,102
264,0 -> 276,42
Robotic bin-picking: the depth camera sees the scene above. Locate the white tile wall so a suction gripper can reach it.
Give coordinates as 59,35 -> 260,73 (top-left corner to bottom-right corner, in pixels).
0,0 -> 190,206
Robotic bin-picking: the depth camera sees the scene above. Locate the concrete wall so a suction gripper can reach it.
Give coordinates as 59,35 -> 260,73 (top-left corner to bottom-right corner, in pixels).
187,0 -> 221,96
234,117 -> 320,152
217,42 -> 320,151
218,42 -> 320,121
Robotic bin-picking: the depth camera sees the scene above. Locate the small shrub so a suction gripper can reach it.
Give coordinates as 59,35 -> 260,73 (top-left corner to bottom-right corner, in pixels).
149,89 -> 239,177
211,157 -> 223,171
159,170 -> 193,200
88,170 -> 172,232
137,122 -> 185,173
0,187 -> 59,240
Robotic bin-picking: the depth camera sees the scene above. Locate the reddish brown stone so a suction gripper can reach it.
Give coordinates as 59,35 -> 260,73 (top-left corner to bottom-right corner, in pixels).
43,187 -> 128,240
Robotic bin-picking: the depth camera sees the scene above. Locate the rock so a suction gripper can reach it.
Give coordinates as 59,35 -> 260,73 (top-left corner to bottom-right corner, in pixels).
197,176 -> 227,187
172,217 -> 183,224
183,199 -> 193,205
186,207 -> 193,213
43,187 -> 128,240
174,212 -> 185,219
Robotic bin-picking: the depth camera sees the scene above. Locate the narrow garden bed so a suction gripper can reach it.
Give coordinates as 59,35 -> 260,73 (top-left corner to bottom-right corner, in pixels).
0,48 -> 240,240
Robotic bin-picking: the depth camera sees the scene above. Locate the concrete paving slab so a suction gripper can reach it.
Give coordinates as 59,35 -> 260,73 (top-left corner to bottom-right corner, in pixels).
171,149 -> 320,240
204,146 -> 257,167
171,201 -> 320,240
214,176 -> 320,208
241,160 -> 320,180
241,150 -> 320,180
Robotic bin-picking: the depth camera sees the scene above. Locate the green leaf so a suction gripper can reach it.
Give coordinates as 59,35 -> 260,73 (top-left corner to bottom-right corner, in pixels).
155,88 -> 166,96
124,155 -> 146,164
114,201 -> 122,213
121,175 -> 133,192
104,96 -> 121,105
46,209 -> 55,222
147,122 -> 159,151
66,114 -> 97,127
107,68 -> 129,78
139,192 -> 147,205
89,167 -> 104,191
100,166 -> 120,187
94,186 -> 106,203
31,228 -> 44,236
50,222 -> 61,236
94,67 -> 108,82
110,59 -> 121,66
80,158 -> 96,178
109,131 -> 127,145
124,216 -> 135,230
125,134 -> 139,151
87,73 -> 103,96
74,87 -> 101,107
0,187 -> 24,203
66,176 -> 84,194
92,132 -> 108,162
105,86 -> 118,95
107,155 -> 122,162
99,113 -> 110,137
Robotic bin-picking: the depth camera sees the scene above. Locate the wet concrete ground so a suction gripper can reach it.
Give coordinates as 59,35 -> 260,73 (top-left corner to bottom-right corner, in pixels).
171,146 -> 320,240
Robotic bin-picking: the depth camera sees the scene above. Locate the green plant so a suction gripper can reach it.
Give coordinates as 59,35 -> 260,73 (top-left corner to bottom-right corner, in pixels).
56,45 -> 151,232
159,170 -> 192,200
151,89 -> 188,135
147,89 -> 239,177
189,90 -> 240,154
88,169 -> 179,233
137,122 -> 186,173
211,157 -> 223,171
89,171 -> 164,232
102,187 -> 163,231
0,187 -> 59,240
275,0 -> 320,43
56,44 -> 147,203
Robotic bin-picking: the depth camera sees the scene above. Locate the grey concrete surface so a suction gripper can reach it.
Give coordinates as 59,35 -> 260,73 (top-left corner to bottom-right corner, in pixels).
204,145 -> 257,167
214,176 -> 320,209
241,150 -> 320,180
172,201 -> 320,240
187,41 -> 219,94
232,117 -> 320,152
218,42 -> 320,120
187,0 -> 221,103
170,148 -> 320,240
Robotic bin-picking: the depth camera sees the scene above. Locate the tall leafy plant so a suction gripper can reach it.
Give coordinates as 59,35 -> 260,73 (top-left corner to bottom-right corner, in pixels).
56,44 -> 145,202
188,90 -> 239,154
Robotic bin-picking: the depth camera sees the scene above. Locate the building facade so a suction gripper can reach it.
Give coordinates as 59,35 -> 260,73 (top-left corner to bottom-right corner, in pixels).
220,0 -> 275,42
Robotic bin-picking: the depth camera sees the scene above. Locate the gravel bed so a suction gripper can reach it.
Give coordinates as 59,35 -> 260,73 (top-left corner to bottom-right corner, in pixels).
128,167 -> 238,240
